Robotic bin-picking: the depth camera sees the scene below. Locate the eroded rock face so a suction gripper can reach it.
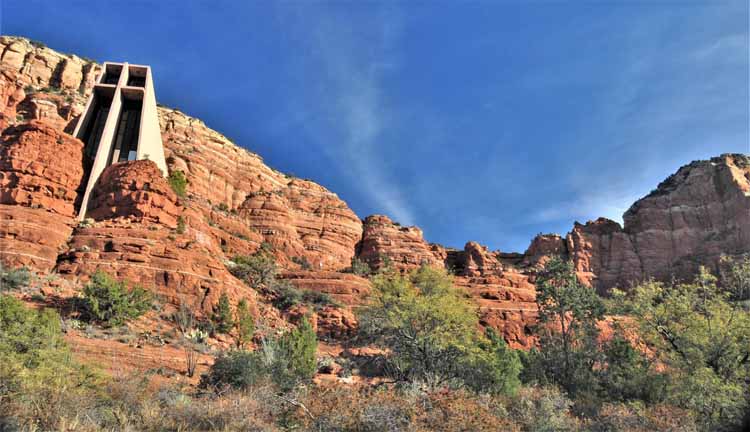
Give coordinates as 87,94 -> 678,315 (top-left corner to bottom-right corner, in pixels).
447,241 -> 505,277
523,154 -> 750,292
87,160 -> 181,228
56,222 -> 254,316
566,218 -> 643,291
0,121 -> 84,272
357,214 -> 442,271
160,108 -> 363,270
279,270 -> 370,339
0,36 -> 99,92
623,154 -> 750,282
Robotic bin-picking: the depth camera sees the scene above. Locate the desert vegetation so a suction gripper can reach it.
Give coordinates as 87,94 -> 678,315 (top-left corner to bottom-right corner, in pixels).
0,257 -> 748,431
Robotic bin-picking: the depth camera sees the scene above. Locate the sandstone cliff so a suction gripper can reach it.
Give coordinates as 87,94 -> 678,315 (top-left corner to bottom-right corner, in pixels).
524,154 -> 750,292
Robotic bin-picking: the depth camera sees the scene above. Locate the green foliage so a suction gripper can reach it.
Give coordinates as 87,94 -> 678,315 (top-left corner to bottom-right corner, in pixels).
176,215 -> 186,234
211,292 -> 234,334
292,256 -> 313,270
359,265 -> 521,394
234,299 -> 255,349
612,266 -> 750,431
0,264 -> 31,291
597,334 -> 667,404
203,317 -> 317,391
0,295 -> 100,428
232,249 -> 334,310
81,270 -> 153,327
464,328 -> 523,395
272,281 -> 335,311
719,253 -> 750,301
524,257 -> 605,400
349,256 -> 371,276
202,350 -> 268,390
273,316 -> 318,388
167,170 -> 188,198
231,249 -> 278,288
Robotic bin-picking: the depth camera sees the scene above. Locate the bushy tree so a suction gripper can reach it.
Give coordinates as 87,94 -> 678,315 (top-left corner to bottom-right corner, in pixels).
524,257 -> 605,399
597,333 -> 667,404
211,292 -> 234,334
613,266 -> 750,431
719,253 -> 750,302
359,265 -> 521,394
201,349 -> 268,390
273,316 -> 317,388
234,298 -> 254,349
81,270 -> 152,327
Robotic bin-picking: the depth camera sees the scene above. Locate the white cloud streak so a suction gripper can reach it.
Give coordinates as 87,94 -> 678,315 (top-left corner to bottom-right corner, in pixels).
280,6 -> 415,225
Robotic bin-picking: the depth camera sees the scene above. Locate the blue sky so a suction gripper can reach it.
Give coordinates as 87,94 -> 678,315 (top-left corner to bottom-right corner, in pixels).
2,1 -> 748,252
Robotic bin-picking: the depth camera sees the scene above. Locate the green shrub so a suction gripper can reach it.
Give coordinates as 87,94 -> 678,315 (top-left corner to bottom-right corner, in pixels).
231,250 -> 278,288
292,256 -> 313,270
0,295 -> 100,429
168,170 -> 188,198
203,317 -> 317,391
81,271 -> 153,327
234,299 -> 254,349
201,350 -> 268,390
272,281 -> 335,311
211,292 -> 234,334
349,257 -> 371,276
358,265 -> 521,394
613,267 -> 750,431
176,215 -> 186,234
273,316 -> 317,388
0,264 -> 31,291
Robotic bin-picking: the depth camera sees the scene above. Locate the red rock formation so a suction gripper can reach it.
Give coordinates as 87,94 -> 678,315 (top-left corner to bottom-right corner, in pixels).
455,271 -> 538,349
0,36 -> 99,91
56,222 -> 255,316
280,270 -> 370,307
523,154 -> 750,293
357,214 -> 442,271
159,108 -> 363,270
565,218 -> 643,291
623,154 -> 750,282
0,121 -> 84,271
1,37 -> 747,357
446,241 -> 504,277
279,270 -> 370,339
522,233 -> 566,268
86,160 -> 182,228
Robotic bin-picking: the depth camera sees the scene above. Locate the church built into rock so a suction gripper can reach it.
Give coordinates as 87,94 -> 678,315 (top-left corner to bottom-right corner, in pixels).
73,61 -> 167,219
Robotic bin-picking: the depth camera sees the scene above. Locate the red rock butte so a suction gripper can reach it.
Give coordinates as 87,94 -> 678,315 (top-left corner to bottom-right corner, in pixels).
0,36 -> 748,350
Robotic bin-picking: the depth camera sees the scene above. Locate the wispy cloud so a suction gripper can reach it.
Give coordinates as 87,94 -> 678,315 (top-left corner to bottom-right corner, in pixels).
278,5 -> 415,225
